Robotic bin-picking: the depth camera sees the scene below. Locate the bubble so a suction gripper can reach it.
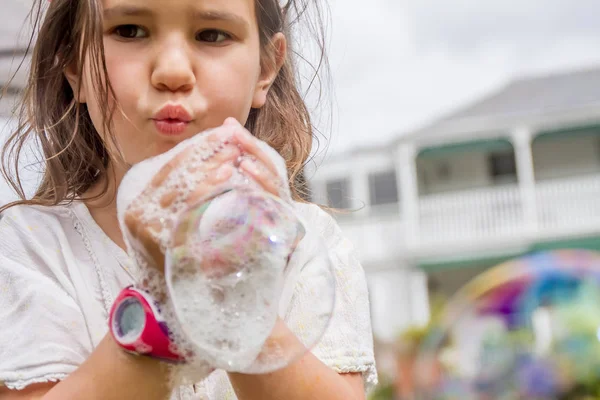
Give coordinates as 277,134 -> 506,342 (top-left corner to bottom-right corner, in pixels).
165,183 -> 336,374
117,130 -> 335,378
415,250 -> 600,400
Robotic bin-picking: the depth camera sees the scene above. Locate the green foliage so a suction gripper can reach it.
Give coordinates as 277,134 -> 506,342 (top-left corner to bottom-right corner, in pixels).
368,381 -> 395,400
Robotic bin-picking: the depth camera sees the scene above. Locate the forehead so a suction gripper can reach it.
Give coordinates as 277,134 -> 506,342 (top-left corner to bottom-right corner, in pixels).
102,0 -> 257,24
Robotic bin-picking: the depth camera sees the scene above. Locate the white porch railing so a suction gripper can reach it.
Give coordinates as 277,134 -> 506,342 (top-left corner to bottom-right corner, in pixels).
536,174 -> 600,235
334,215 -> 405,263
418,185 -> 523,245
336,174 -> 600,265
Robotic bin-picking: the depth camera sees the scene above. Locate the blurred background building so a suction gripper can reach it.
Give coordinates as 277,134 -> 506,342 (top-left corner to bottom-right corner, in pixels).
1,1 -> 29,118
310,66 -> 600,339
308,67 -> 600,384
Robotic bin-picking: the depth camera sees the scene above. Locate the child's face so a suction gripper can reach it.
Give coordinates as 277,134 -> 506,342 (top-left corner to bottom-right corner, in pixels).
68,0 -> 279,168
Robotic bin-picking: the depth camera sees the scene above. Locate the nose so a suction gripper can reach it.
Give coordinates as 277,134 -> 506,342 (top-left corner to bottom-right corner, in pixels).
151,36 -> 196,93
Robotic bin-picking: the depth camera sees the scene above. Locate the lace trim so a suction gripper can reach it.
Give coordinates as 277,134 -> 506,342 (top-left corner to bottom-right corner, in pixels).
68,208 -> 113,316
1,373 -> 68,390
332,363 -> 379,393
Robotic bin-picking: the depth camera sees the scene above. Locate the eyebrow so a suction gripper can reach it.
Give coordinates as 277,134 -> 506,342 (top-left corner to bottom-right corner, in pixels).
103,5 -> 154,19
103,6 -> 249,31
193,10 -> 250,31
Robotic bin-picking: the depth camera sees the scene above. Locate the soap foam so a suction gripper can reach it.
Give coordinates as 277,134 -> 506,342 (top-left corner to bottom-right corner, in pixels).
166,187 -> 302,371
116,126 -> 298,378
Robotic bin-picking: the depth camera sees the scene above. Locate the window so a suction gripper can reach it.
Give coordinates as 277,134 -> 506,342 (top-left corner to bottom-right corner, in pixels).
326,178 -> 351,209
488,151 -> 517,183
436,162 -> 451,180
369,170 -> 399,206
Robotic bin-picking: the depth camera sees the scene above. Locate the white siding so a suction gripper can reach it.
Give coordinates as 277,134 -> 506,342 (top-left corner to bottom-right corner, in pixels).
533,135 -> 600,180
309,151 -> 395,208
0,118 -> 41,204
417,152 -> 493,195
367,268 -> 429,342
0,92 -> 20,117
0,118 -> 17,203
310,151 -> 395,181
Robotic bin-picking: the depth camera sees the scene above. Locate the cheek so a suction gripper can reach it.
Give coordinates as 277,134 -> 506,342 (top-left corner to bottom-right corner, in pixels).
81,53 -> 143,160
203,51 -> 262,122
80,63 -> 105,136
104,50 -> 145,120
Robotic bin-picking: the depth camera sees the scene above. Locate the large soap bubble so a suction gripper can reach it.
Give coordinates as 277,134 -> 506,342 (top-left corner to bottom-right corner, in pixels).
415,250 -> 600,400
165,183 -> 336,374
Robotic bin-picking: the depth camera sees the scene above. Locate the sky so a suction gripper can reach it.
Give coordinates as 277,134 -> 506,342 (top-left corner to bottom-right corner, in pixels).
320,0 -> 600,155
2,0 -> 600,201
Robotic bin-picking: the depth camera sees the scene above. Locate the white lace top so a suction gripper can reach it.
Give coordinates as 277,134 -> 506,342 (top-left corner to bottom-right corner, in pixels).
0,201 -> 377,399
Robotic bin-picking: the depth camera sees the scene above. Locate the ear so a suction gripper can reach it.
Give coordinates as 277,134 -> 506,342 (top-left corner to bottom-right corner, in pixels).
64,62 -> 87,103
252,32 -> 287,109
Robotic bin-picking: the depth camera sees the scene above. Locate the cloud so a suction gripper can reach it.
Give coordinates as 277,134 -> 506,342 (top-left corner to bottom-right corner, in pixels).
405,0 -> 600,54
319,0 -> 600,155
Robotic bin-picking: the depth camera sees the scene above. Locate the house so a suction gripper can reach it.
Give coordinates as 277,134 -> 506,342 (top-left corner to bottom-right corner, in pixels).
0,0 -> 30,118
308,66 -> 600,343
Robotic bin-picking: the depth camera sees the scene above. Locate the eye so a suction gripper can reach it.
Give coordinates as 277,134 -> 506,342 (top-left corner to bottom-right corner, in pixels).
113,25 -> 148,39
196,30 -> 231,43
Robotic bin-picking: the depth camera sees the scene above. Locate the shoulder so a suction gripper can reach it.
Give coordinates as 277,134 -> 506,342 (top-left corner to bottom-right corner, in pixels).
293,202 -> 338,234
1,202 -> 74,227
0,204 -> 95,389
292,202 -> 349,249
0,203 -> 78,275
287,202 -> 377,388
0,203 -> 74,245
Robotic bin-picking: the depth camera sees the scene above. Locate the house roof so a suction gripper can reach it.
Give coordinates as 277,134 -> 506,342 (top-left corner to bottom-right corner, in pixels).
405,65 -> 600,147
322,65 -> 600,161
440,67 -> 600,123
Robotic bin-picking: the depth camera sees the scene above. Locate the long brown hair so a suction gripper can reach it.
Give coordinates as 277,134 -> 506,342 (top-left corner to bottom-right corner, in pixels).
1,0 -> 329,211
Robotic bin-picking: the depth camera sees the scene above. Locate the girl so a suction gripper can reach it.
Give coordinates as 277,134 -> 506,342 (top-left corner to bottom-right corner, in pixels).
0,0 -> 377,399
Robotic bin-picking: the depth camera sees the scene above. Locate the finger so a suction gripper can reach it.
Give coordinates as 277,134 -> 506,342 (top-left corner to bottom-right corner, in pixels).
223,117 -> 239,127
239,158 -> 281,197
185,163 -> 235,207
203,143 -> 241,168
150,145 -> 199,187
151,139 -> 240,189
150,126 -> 236,187
124,210 -> 141,238
124,212 -> 166,272
231,128 -> 279,178
157,145 -> 239,209
170,164 -> 234,248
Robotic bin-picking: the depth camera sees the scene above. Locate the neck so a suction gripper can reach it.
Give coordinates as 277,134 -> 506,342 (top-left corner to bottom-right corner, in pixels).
83,162 -> 127,250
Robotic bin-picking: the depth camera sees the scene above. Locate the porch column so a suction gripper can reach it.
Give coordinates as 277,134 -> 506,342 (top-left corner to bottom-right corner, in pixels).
351,169 -> 370,216
397,143 -> 420,246
512,127 -> 538,234
368,268 -> 430,343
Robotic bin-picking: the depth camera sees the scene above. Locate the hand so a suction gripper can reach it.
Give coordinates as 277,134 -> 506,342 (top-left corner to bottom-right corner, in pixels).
124,118 -> 287,278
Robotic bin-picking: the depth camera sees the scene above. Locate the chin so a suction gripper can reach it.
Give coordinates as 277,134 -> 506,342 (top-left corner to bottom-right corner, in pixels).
148,141 -> 179,158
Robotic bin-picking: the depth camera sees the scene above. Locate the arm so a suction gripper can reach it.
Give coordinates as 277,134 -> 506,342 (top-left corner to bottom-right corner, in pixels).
0,336 -> 173,400
0,384 -> 53,400
227,321 -> 366,400
229,353 -> 365,400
